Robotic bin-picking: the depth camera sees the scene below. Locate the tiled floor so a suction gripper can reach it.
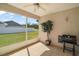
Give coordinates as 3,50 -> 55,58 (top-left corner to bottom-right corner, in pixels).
10,42 -> 50,56
41,46 -> 79,56
10,42 -> 79,56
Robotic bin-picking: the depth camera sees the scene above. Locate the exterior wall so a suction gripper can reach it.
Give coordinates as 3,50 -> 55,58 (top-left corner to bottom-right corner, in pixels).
0,27 -> 26,34
39,7 -> 79,48
0,24 -> 5,28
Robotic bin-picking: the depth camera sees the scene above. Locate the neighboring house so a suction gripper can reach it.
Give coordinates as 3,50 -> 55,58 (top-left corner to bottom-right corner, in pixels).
0,21 -> 26,34
4,21 -> 22,27
0,22 -> 5,28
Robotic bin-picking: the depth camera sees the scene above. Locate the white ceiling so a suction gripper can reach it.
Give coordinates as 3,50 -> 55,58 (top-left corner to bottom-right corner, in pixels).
9,3 -> 79,17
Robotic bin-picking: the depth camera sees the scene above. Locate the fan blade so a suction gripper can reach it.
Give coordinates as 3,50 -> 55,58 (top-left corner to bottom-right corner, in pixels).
34,5 -> 36,12
39,6 -> 46,11
23,4 -> 33,7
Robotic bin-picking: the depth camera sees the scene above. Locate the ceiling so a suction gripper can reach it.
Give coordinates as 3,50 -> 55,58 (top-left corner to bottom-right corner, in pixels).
9,3 -> 79,17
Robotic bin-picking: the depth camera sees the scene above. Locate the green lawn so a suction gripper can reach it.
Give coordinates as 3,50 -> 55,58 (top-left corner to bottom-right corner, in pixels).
0,33 -> 26,47
0,32 -> 38,47
27,31 -> 38,40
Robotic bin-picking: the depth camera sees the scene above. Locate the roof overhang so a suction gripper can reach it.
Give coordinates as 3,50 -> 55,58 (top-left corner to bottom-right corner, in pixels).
0,3 -> 40,19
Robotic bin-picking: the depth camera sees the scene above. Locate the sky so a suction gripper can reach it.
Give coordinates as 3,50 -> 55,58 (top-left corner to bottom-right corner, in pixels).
27,18 -> 38,25
0,11 -> 38,25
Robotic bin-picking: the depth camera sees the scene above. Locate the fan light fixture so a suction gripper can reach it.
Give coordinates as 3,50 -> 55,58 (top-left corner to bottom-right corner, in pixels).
24,3 -> 46,12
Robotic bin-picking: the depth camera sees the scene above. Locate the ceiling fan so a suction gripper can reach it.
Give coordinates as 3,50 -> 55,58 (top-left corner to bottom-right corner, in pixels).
23,3 -> 46,12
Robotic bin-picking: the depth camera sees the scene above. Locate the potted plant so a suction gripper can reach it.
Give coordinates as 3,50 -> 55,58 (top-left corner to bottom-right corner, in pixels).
41,20 -> 53,45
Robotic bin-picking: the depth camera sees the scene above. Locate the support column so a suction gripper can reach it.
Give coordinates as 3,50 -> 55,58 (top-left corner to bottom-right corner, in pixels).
26,17 -> 28,40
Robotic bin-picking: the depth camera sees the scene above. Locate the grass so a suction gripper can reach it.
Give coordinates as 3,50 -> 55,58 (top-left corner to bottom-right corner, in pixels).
0,31 -> 38,47
27,31 -> 38,40
0,33 -> 26,47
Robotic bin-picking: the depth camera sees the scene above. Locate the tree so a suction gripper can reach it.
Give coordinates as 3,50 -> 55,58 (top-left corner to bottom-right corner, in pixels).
41,20 -> 53,45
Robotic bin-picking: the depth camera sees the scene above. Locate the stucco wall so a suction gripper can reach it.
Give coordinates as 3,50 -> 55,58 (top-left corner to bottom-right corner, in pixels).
39,7 -> 79,47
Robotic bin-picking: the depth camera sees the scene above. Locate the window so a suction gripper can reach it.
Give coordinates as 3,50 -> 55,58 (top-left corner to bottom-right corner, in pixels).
0,11 -> 39,48
0,11 -> 26,47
